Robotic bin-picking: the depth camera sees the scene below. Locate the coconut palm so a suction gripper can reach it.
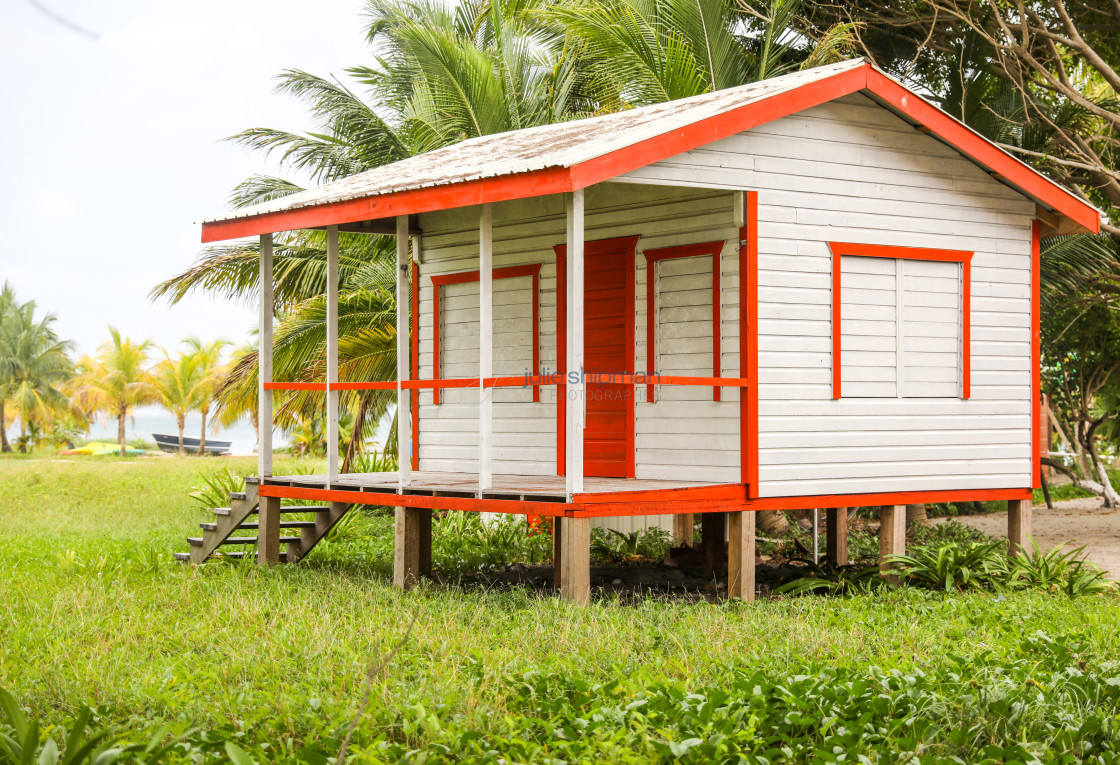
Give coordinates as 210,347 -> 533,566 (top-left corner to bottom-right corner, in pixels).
1,296 -> 74,452
0,281 -> 19,453
151,351 -> 202,455
66,327 -> 158,456
183,337 -> 231,453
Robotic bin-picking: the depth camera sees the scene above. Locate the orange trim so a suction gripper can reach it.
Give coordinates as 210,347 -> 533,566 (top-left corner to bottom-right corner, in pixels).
259,484 -> 570,516
201,166 -> 574,243
430,264 -> 543,403
263,382 -> 326,391
261,481 -> 1030,517
1032,220 -> 1042,488
740,193 -> 759,496
744,486 -> 1032,512
642,240 -> 725,402
829,242 -> 973,400
410,259 -> 419,471
202,64 -> 1098,245
624,239 -> 637,478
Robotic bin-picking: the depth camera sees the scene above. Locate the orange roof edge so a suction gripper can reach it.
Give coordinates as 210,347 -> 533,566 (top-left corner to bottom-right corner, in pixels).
200,61 -> 1101,243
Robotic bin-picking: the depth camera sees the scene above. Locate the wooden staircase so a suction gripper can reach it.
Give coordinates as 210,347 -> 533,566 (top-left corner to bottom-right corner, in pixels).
174,477 -> 352,564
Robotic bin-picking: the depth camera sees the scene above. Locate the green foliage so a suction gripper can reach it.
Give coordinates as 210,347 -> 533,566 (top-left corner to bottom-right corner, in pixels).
774,559 -> 882,595
187,467 -> 246,512
890,541 -> 1011,592
1011,541 -> 1115,596
590,527 -> 672,563
433,512 -> 553,572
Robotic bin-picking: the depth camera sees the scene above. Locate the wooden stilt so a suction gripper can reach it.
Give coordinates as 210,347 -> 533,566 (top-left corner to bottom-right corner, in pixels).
879,504 -> 906,584
552,517 -> 563,588
1007,499 -> 1032,557
673,513 -> 694,547
560,516 -> 590,604
826,507 -> 849,565
418,509 -> 433,576
701,511 -> 726,575
394,507 -> 427,589
258,495 -> 281,565
727,510 -> 755,601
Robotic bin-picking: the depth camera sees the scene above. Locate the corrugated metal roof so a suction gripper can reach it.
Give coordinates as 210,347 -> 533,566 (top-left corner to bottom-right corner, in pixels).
201,60 -> 865,224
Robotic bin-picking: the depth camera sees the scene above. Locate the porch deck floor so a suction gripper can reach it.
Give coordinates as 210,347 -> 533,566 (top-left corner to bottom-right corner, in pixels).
261,471 -> 718,502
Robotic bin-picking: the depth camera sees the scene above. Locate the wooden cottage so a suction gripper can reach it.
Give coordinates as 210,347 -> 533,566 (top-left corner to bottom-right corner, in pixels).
185,59 -> 1101,602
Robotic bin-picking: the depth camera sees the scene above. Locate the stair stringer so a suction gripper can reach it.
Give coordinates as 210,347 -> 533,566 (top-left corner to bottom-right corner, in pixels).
188,481 -> 260,564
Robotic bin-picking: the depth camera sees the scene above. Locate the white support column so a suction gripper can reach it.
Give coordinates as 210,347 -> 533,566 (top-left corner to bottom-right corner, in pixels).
326,225 -> 340,481
479,204 -> 493,493
258,233 -> 274,478
565,190 -> 585,498
396,215 -> 412,488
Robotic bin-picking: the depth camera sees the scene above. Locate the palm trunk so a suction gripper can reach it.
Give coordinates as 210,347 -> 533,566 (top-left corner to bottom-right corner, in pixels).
199,407 -> 208,454
757,510 -> 789,537
906,504 -> 928,526
177,414 -> 186,456
117,403 -> 127,456
0,400 -> 11,453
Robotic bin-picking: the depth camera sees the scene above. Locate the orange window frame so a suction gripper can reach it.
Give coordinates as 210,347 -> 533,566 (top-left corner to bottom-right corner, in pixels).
430,263 -> 542,405
829,242 -> 973,400
642,241 -> 725,402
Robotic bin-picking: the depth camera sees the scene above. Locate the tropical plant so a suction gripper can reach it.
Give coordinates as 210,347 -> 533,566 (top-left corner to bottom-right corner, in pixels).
1009,540 -> 1115,596
554,0 -> 856,108
183,337 -> 231,453
1041,297 -> 1120,504
188,467 -> 248,512
774,559 -> 881,595
590,526 -> 672,563
887,541 -> 1011,591
65,327 -> 157,457
150,351 -> 201,455
0,291 -> 74,452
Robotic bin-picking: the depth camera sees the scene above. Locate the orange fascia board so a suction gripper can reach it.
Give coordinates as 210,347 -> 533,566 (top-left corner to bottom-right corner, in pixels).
200,63 -> 1099,243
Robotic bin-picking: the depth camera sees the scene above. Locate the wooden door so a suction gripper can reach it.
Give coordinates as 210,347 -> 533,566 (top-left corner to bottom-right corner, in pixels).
583,238 -> 636,477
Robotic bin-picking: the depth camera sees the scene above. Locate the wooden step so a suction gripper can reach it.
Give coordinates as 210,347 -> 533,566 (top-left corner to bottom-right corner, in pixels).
213,505 -> 326,517
200,521 -> 315,532
229,491 -> 247,501
244,476 -> 260,485
187,536 -> 302,546
175,551 -> 289,562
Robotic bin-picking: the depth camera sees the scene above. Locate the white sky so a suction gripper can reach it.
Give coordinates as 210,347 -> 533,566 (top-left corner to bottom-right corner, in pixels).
0,0 -> 371,357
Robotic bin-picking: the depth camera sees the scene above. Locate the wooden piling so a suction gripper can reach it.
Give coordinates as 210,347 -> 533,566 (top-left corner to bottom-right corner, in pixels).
727,510 -> 755,601
673,513 -> 694,547
1007,499 -> 1032,557
560,516 -> 590,604
394,507 -> 429,589
826,507 -> 849,565
879,504 -> 906,584
552,517 -> 563,588
258,495 -> 281,565
701,512 -> 726,575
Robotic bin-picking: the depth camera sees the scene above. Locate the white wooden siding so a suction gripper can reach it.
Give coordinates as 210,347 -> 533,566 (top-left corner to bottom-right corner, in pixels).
620,92 -> 1035,496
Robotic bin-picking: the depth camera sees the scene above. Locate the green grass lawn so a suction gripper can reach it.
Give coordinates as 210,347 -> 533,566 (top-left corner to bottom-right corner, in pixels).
2,456 -> 1119,763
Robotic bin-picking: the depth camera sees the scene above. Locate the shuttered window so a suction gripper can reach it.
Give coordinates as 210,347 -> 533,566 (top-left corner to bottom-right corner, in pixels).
835,247 -> 968,399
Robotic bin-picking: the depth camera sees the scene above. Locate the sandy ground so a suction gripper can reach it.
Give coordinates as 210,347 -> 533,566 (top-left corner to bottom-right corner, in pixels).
933,497 -> 1120,576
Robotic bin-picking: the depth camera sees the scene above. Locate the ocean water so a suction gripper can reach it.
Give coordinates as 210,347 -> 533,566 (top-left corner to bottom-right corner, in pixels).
10,406 -> 395,456
83,406 -> 277,455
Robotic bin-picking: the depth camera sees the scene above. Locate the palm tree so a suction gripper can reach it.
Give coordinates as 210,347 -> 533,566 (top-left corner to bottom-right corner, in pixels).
151,351 -> 202,455
1,296 -> 74,452
0,281 -> 19,453
66,327 -> 157,456
183,337 -> 231,453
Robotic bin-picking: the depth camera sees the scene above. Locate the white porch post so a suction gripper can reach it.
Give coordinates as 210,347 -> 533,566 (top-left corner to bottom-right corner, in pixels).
565,190 -> 585,498
258,233 -> 274,477
396,215 -> 412,488
479,204 -> 494,493
326,225 -> 340,481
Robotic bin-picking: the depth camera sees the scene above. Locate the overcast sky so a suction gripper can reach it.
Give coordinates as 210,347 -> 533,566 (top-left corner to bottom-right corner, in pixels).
0,0 -> 371,357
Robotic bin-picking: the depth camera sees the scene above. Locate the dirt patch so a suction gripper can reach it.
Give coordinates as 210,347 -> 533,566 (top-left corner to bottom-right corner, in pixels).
932,498 -> 1120,576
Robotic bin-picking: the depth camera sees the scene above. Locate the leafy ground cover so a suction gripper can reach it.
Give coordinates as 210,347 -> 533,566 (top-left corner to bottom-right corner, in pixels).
3,457 -> 1120,763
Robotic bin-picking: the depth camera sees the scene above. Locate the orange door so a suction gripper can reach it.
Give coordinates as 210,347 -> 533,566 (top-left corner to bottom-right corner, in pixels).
583,238 -> 635,477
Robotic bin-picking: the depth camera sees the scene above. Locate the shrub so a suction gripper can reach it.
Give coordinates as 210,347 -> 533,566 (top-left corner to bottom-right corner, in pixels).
590,527 -> 671,564
889,541 -> 1010,591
